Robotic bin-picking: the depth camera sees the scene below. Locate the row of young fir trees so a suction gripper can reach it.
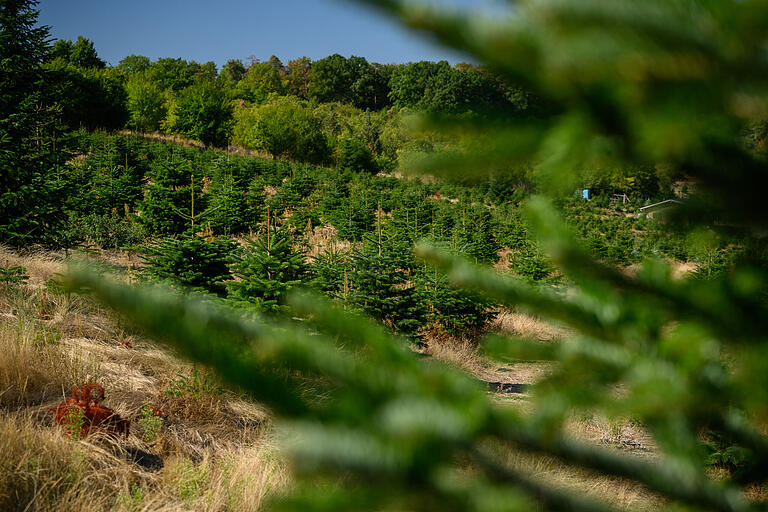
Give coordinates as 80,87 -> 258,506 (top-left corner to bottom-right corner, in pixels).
54,130 -> 748,341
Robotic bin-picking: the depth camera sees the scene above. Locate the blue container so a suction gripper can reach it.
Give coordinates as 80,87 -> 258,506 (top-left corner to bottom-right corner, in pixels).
582,188 -> 591,199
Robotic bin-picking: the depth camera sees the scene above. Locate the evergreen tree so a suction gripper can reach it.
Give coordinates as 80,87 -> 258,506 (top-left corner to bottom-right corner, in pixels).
206,155 -> 254,235
338,137 -> 376,173
85,134 -> 144,213
142,234 -> 234,296
0,0 -> 61,245
309,246 -> 352,300
391,186 -> 435,243
454,204 -> 500,264
416,264 -> 496,338
349,231 -> 424,336
138,155 -> 200,234
227,225 -> 307,315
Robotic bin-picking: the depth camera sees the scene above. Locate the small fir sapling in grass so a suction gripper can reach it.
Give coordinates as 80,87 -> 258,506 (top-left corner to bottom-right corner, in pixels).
137,402 -> 164,443
605,229 -> 637,266
0,263 -> 29,287
268,171 -> 318,215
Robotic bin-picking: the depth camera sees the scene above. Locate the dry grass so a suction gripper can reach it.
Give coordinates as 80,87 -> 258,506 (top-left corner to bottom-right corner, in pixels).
0,247 -> 287,511
491,308 -> 567,341
621,260 -> 698,281
487,442 -> 664,511
0,320 -> 102,407
422,306 -> 563,387
303,224 -> 356,258
0,411 -> 286,512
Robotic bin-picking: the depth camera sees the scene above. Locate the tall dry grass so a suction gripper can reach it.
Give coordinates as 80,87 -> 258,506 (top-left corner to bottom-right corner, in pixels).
0,247 -> 288,511
491,308 -> 567,341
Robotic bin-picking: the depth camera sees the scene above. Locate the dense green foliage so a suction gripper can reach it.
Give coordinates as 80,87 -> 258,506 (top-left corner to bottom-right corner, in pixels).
1,10 -> 548,171
7,0 -> 768,511
142,234 -> 234,296
28,128 -> 723,341
167,82 -> 231,148
0,0 -> 59,244
227,224 -> 308,315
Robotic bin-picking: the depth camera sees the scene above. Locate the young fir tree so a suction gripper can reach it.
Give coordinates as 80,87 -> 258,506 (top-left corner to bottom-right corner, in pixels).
138,154 -> 202,234
206,155 -> 254,235
321,179 -> 376,242
85,134 -> 145,214
273,166 -> 318,212
142,234 -> 234,296
391,186 -> 435,243
226,223 -> 307,315
349,228 -> 425,336
454,203 -> 500,264
309,245 -> 353,300
415,263 -> 496,338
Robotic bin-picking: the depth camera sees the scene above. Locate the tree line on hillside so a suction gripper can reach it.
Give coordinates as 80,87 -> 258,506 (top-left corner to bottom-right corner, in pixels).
33,32 -> 539,162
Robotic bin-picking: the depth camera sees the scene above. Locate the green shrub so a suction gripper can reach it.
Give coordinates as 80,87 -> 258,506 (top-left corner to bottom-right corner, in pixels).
137,403 -> 164,443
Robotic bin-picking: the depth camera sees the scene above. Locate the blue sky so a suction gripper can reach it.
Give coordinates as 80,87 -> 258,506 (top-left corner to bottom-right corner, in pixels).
37,0 -> 504,67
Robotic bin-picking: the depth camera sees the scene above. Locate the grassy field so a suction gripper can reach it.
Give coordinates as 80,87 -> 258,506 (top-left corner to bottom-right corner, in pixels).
0,245 -> 674,511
